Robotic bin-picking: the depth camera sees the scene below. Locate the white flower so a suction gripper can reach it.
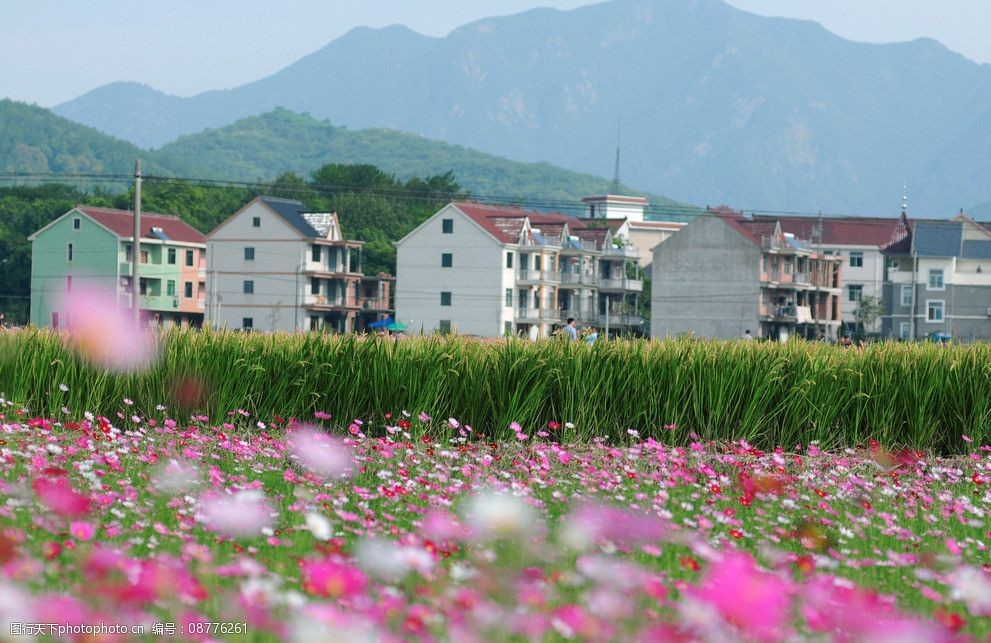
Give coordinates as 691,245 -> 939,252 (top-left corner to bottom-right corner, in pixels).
464,491 -> 536,540
356,538 -> 435,582
304,512 -> 333,541
287,426 -> 354,479
59,384 -> 69,392
950,565 -> 991,616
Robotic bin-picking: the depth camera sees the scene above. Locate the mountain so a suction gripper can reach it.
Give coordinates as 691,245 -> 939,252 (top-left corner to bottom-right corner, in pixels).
0,99 -> 171,181
154,108 -> 686,209
52,0 -> 991,216
1,99 -> 689,211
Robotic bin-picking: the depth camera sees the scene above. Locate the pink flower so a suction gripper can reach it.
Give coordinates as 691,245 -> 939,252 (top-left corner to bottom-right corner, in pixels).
301,559 -> 367,599
314,411 -> 332,420
418,412 -> 432,422
33,477 -> 91,517
198,490 -> 273,537
690,551 -> 792,640
59,283 -> 158,372
69,521 -> 95,541
287,426 -> 354,478
962,434 -> 973,443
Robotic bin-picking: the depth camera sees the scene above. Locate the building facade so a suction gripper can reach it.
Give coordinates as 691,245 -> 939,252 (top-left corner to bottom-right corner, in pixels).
29,206 -> 206,328
206,197 -> 392,332
881,214 -> 991,341
651,209 -> 843,341
394,201 -> 645,338
755,215 -> 908,333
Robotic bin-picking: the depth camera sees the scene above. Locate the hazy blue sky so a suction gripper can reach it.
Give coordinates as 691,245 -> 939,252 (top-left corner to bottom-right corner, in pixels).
1,0 -> 988,107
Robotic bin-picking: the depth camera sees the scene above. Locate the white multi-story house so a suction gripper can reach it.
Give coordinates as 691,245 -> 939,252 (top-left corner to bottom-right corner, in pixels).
394,200 -> 646,338
206,196 -> 392,332
754,215 -> 908,333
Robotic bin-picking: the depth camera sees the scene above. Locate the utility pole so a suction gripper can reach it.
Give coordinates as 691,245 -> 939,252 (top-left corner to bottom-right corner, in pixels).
132,160 -> 142,325
813,210 -> 823,338
904,187 -> 917,341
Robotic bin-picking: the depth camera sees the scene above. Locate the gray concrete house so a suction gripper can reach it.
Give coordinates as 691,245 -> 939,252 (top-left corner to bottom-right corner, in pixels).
882,214 -> 991,341
651,208 -> 843,341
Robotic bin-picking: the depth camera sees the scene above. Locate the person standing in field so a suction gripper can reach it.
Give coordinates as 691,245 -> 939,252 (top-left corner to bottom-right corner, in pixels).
742,329 -> 755,341
562,317 -> 578,342
584,326 -> 599,345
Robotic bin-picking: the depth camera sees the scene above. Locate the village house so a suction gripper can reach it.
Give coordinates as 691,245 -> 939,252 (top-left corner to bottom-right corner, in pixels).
29,206 -> 207,328
205,196 -> 392,332
651,207 -> 843,341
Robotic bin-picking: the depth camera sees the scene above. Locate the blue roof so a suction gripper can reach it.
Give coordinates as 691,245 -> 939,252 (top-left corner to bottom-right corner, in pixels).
259,197 -> 320,238
912,221 -> 962,257
962,239 -> 991,260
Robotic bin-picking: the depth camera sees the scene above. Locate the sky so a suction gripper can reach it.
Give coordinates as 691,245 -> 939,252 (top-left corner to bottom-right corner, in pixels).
1,0 -> 988,107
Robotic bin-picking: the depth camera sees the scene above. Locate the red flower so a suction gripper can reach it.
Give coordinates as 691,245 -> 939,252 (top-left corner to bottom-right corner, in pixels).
548,421 -> 561,430
32,477 -> 91,517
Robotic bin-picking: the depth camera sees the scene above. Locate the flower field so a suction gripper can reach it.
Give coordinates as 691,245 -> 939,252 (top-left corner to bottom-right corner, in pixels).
0,404 -> 988,641
1,289 -> 989,640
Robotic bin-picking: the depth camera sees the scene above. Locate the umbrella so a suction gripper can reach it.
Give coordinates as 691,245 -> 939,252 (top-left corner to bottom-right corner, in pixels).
386,322 -> 407,332
368,316 -> 394,330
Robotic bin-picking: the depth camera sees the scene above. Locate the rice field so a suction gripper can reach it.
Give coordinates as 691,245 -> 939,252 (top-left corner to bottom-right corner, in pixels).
2,326 -> 990,452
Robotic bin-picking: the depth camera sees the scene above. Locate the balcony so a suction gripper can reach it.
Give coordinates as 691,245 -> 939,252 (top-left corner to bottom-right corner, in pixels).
598,313 -> 644,327
517,269 -> 561,284
601,245 -> 640,260
759,305 -> 816,323
139,294 -> 179,312
362,299 -> 391,311
598,277 -> 643,292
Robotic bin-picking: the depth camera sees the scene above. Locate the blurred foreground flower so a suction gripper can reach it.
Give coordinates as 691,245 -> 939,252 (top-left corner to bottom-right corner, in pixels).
465,491 -> 536,540
59,284 -> 158,372
198,490 -> 273,537
287,426 -> 354,479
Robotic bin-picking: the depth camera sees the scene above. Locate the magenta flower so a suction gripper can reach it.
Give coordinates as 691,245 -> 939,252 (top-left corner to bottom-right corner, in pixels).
690,551 -> 792,640
32,477 -> 91,518
69,521 -> 95,541
301,559 -> 367,599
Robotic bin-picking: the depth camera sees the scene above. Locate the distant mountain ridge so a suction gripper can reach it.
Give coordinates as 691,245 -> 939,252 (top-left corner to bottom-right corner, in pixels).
51,0 -> 991,215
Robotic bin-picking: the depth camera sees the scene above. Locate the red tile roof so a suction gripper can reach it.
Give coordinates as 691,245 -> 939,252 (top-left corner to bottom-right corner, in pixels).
78,206 -> 205,244
754,215 -> 907,247
452,201 -> 598,245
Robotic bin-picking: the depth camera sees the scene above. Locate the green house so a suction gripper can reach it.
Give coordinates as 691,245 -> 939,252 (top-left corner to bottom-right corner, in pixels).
29,206 -> 207,328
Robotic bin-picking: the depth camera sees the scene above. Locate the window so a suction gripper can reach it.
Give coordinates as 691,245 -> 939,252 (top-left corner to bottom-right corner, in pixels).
848,284 -> 863,302
505,288 -> 512,307
849,252 -> 864,268
439,320 -> 452,334
887,257 -> 899,270
65,275 -> 72,293
519,254 -> 528,270
440,291 -> 452,306
310,316 -> 319,331
184,282 -> 193,298
900,322 -> 910,339
534,292 -> 541,309
928,268 -> 944,290
312,245 -> 321,262
125,245 -> 133,262
244,247 -> 255,261
67,243 -> 73,261
441,253 -> 453,267
140,250 -> 149,264
926,300 -> 944,322
139,278 -> 147,296
504,321 -> 513,336
311,278 -> 320,295
252,216 -> 261,228
167,248 -> 176,264
166,280 -> 175,297
442,219 -> 454,234
901,285 -> 912,307
243,280 -> 254,295
518,289 -> 528,308
185,250 -> 194,267
73,217 -> 81,230
506,252 -> 513,268
534,255 -> 542,271
242,317 -> 253,330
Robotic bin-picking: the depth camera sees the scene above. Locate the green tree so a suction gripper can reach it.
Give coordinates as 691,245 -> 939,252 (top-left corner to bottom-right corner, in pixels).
854,295 -> 885,334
